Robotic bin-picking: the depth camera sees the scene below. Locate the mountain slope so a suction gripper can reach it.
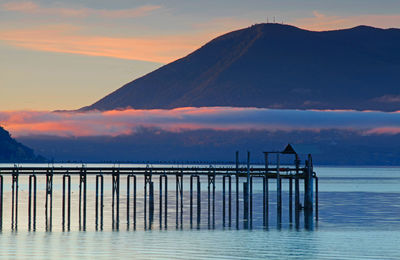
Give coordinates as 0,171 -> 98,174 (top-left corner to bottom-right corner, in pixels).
81,23 -> 400,112
0,126 -> 45,162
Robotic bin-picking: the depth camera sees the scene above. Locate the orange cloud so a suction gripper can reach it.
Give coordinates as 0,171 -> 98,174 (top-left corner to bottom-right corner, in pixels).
2,1 -> 161,18
0,25 -> 209,63
294,11 -> 400,31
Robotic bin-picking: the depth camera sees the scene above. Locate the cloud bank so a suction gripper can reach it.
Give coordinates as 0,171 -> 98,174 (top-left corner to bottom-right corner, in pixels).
1,107 -> 400,137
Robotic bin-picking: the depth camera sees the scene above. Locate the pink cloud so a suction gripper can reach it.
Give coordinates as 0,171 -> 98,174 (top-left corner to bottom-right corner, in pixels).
294,11 -> 400,31
373,95 -> 400,103
2,1 -> 161,18
1,107 -> 400,137
364,127 -> 400,135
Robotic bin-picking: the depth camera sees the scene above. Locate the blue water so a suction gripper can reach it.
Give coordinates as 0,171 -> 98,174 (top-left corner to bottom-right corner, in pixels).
0,165 -> 399,259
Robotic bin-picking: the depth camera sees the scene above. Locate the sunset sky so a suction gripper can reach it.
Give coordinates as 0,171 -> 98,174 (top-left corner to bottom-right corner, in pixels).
1,0 -> 400,110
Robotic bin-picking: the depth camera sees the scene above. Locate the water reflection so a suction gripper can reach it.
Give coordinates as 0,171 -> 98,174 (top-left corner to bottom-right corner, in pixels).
1,165 -> 400,259
1,165 -> 400,232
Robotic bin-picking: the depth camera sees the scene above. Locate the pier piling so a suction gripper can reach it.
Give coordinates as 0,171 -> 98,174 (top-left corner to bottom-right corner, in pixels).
222,174 -> 231,227
235,151 -> 239,229
250,176 -> 253,228
159,174 -> 167,228
304,155 -> 314,211
276,154 -> 282,226
127,174 -> 137,228
28,174 -> 36,231
190,175 -> 201,228
11,169 -> 18,230
45,169 -> 53,231
79,168 -> 87,230
315,175 -> 319,221
62,174 -> 71,231
263,176 -> 268,227
243,182 -> 248,229
95,174 -> 104,230
263,152 -> 269,227
295,173 -> 300,229
175,171 -> 183,229
289,175 -> 293,223
0,175 -> 2,230
149,181 -> 154,229
112,170 -> 120,230
208,170 -> 216,229
304,154 -> 314,230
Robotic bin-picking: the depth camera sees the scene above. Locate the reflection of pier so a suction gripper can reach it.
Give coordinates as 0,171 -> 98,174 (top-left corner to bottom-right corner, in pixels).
0,145 -> 318,231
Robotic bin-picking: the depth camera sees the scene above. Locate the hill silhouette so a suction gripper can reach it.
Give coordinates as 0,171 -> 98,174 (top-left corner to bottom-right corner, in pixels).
0,126 -> 45,162
81,23 -> 400,112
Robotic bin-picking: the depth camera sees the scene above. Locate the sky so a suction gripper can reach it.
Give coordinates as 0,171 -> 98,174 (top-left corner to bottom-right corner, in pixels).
1,0 -> 400,111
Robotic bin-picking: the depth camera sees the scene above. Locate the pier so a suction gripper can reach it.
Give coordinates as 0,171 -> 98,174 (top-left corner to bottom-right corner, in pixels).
0,145 -> 318,231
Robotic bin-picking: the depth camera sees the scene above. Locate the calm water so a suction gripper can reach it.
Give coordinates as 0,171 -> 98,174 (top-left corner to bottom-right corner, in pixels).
0,165 -> 399,259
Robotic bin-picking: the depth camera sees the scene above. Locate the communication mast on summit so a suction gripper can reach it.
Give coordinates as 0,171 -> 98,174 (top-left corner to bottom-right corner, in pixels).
267,16 -> 284,24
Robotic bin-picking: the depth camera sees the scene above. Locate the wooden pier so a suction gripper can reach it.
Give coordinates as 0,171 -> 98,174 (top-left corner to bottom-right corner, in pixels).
0,145 -> 318,231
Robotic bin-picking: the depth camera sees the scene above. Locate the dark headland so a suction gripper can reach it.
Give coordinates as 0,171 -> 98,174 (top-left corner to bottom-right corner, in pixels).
81,23 -> 400,112
0,126 -> 44,162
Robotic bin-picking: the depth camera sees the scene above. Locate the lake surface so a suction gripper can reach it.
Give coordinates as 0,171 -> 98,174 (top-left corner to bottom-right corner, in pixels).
0,165 -> 399,259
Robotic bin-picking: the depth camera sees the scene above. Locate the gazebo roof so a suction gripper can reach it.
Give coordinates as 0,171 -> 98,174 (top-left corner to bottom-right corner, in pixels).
282,144 -> 297,154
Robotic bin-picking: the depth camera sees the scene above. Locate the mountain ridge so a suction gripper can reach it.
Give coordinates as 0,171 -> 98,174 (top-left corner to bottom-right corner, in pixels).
81,23 -> 400,112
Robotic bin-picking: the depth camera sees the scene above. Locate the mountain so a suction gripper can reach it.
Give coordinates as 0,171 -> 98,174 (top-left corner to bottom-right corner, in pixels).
0,126 -> 45,162
81,23 -> 400,112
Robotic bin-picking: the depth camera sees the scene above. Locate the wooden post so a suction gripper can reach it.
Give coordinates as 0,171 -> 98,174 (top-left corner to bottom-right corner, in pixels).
190,174 -> 200,229
62,174 -> 71,231
79,168 -> 87,231
45,170 -> 53,231
289,175 -> 293,223
295,155 -> 300,211
304,154 -> 313,211
149,181 -> 154,229
96,174 -> 104,230
276,153 -> 282,225
112,170 -> 120,230
304,154 -> 314,230
235,151 -> 239,229
246,151 -> 250,227
0,175 -> 3,230
243,182 -> 248,229
222,175 -> 226,227
315,176 -> 319,221
11,169 -> 18,230
28,174 -> 36,231
294,154 -> 300,229
250,176 -> 253,229
263,152 -> 269,227
159,174 -> 167,229
197,177 -> 201,228
127,174 -> 136,229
